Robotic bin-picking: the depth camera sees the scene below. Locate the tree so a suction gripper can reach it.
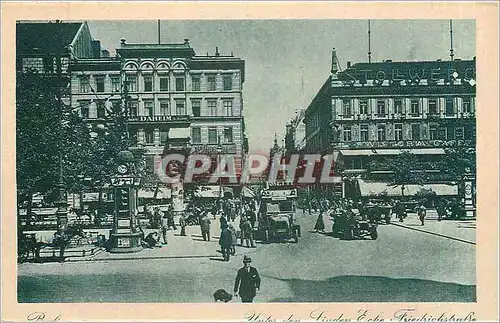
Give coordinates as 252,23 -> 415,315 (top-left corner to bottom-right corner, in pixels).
17,70 -> 97,231
16,71 -> 61,215
439,147 -> 476,180
366,151 -> 429,196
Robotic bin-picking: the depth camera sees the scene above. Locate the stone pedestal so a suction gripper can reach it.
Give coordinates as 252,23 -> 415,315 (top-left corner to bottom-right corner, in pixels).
108,232 -> 143,253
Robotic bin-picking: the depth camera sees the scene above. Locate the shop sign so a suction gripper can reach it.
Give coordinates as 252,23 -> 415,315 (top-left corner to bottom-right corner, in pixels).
339,65 -> 476,86
130,115 -> 191,122
342,139 -> 473,149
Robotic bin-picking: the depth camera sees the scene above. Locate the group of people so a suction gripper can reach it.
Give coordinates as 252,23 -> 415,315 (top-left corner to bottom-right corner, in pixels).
141,205 -> 178,248
310,197 -> 434,231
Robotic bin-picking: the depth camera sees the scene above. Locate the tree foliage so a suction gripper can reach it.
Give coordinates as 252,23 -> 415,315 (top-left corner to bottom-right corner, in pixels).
439,147 -> 476,180
16,72 -> 61,198
16,71 -> 154,207
366,151 -> 430,192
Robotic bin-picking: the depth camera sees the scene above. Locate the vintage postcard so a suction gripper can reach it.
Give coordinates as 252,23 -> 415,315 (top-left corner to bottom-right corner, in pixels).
1,1 -> 498,322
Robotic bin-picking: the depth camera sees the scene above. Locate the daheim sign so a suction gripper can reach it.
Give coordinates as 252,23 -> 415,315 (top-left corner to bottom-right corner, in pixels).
337,61 -> 476,86
129,115 -> 191,122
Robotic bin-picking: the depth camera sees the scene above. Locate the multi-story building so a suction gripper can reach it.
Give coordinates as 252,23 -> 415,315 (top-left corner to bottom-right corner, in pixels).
70,38 -> 247,180
284,110 -> 306,156
303,49 -> 476,214
17,21 -> 102,105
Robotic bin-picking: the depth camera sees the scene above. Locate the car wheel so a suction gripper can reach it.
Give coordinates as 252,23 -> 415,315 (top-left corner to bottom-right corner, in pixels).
370,227 -> 378,240
332,223 -> 339,237
344,228 -> 353,240
385,216 -> 391,224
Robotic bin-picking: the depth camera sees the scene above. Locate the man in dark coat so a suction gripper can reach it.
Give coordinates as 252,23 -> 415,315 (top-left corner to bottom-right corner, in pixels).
219,226 -> 233,261
234,255 -> 261,303
200,212 -> 211,241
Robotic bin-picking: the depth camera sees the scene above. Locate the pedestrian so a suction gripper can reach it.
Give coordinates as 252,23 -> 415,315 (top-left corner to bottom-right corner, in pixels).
144,232 -> 159,248
394,201 -> 405,222
200,212 -> 211,241
212,202 -> 218,220
240,216 -> 255,248
247,208 -> 256,230
220,213 -> 228,231
219,225 -> 233,261
52,229 -> 69,262
228,223 -> 237,255
160,211 -> 169,245
167,206 -> 177,230
436,199 -> 445,222
179,215 -> 187,236
418,203 -> 427,226
313,211 -> 325,233
233,255 -> 261,303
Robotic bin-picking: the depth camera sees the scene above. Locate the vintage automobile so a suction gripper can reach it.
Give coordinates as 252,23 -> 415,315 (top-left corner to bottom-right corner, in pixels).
331,208 -> 378,240
363,200 -> 392,224
256,187 -> 301,243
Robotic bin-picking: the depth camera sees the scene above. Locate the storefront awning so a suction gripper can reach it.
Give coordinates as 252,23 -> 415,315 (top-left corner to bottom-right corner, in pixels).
169,127 -> 190,139
241,186 -> 256,198
357,179 -> 458,197
339,148 -> 445,156
194,186 -> 222,198
138,187 -> 172,199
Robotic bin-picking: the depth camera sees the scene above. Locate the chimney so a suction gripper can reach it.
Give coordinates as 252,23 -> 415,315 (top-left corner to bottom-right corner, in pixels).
331,48 -> 338,74
215,46 -> 220,57
120,38 -> 126,47
347,61 -> 351,68
91,40 -> 101,59
184,38 -> 189,44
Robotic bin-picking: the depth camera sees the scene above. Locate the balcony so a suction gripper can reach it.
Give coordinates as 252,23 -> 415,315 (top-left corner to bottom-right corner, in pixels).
191,143 -> 237,155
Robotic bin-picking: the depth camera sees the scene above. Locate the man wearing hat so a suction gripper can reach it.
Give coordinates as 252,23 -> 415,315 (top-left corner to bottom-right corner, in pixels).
234,255 -> 261,303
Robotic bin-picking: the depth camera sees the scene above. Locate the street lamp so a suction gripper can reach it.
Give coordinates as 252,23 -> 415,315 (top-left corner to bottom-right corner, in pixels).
216,136 -> 223,199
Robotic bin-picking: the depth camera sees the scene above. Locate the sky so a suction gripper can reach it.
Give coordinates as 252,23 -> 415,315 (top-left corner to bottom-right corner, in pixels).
87,20 -> 475,153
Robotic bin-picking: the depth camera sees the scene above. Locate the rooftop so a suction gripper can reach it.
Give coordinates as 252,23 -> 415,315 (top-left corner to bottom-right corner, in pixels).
17,22 -> 84,55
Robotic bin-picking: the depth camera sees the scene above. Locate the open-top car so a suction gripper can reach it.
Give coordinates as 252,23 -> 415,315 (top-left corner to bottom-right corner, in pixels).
331,208 -> 378,240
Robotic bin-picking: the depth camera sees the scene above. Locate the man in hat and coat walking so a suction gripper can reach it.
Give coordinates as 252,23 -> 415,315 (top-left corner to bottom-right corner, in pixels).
219,224 -> 233,261
200,212 -> 211,241
234,255 -> 261,303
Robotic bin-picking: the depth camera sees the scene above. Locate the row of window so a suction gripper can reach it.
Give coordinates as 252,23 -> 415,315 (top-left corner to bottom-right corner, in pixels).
339,123 -> 476,142
132,126 -> 235,145
77,73 -> 235,93
191,127 -> 234,144
338,97 -> 473,117
79,99 -> 235,119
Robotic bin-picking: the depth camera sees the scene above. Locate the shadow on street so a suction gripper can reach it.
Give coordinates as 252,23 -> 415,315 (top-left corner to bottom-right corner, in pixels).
266,275 -> 476,302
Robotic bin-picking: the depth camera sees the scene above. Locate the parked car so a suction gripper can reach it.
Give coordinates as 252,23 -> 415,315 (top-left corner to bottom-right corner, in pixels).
331,208 -> 378,240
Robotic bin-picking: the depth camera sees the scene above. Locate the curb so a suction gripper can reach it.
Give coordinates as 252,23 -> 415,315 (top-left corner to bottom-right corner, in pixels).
390,222 -> 476,245
67,246 -> 259,263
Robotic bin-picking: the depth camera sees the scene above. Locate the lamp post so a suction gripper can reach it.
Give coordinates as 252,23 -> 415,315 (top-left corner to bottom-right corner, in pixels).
216,136 -> 223,199
55,42 -> 68,232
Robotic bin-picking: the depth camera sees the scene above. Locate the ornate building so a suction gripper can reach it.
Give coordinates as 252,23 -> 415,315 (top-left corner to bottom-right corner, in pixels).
69,39 -> 248,178
303,49 -> 476,215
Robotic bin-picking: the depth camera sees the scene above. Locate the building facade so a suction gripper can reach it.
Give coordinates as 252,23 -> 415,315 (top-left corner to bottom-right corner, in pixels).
16,21 -> 100,107
303,49 -> 476,214
284,110 -> 306,156
69,39 -> 247,179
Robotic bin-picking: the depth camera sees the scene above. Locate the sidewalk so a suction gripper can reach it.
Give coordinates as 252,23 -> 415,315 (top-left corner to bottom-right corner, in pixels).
391,214 -> 476,244
85,214 -> 256,262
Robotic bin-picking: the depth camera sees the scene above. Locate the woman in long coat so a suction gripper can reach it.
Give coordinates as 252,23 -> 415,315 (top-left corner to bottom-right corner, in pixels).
314,211 -> 325,233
